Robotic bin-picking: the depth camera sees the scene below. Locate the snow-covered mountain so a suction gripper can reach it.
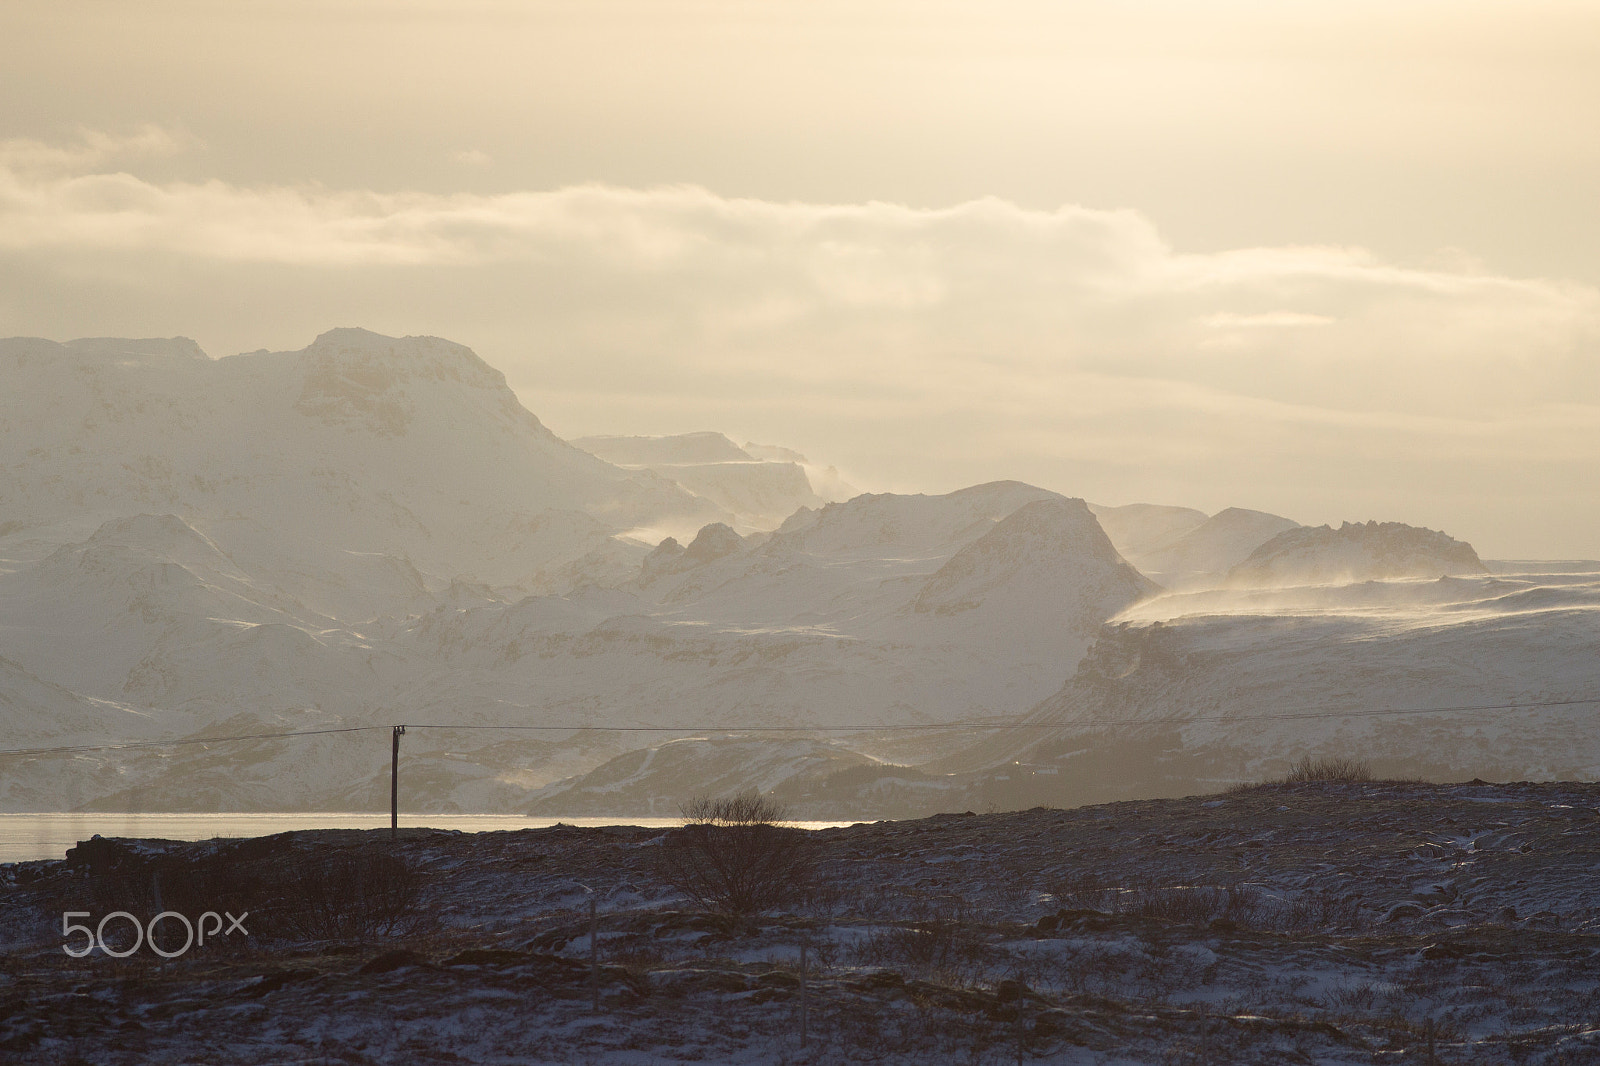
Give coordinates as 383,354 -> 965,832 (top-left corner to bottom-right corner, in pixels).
1088,502 -> 1208,564
488,492 -> 1162,814
3,326 -> 1590,817
945,562 -> 1600,801
0,332 -> 1157,811
524,736 -> 878,817
1228,520 -> 1488,586
1088,504 -> 1299,588
11,477 -> 1148,812
0,329 -> 725,601
571,431 -> 855,532
390,483 -> 1153,741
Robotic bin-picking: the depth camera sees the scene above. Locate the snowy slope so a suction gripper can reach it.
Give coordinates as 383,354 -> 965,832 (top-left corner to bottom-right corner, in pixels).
393,484 -> 1153,742
1088,502 -> 1209,564
491,493 -> 1157,814
907,497 -> 1158,668
952,563 -> 1600,789
1123,506 -> 1300,587
914,498 -> 1155,618
524,736 -> 878,816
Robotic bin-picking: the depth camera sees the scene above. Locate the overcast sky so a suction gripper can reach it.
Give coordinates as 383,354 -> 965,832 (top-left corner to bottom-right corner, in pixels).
4,0 -> 1598,556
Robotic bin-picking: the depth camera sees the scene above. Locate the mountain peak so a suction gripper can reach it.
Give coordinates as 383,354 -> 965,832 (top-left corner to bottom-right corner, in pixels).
310,326 -> 389,345
64,337 -> 211,364
292,328 -> 527,436
574,432 -> 752,466
914,497 -> 1154,616
1230,520 -> 1487,585
301,328 -> 508,388
682,522 -> 743,566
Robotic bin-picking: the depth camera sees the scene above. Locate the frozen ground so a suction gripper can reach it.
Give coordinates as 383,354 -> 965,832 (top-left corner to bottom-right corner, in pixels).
2,780 -> 1598,1064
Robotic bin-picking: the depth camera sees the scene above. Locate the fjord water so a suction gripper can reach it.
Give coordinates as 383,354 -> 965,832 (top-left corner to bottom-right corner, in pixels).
0,813 -> 859,864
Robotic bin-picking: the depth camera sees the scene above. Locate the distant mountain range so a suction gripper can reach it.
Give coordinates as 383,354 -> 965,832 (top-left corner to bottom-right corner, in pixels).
571,431 -> 857,531
2,328 -> 1588,815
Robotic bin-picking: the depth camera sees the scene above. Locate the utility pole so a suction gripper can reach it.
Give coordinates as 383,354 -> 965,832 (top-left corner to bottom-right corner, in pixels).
391,725 -> 405,841
152,871 -> 165,969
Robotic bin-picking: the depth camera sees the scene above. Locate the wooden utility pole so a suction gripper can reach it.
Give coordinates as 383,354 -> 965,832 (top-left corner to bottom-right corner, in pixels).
391,725 -> 405,841
152,871 -> 165,968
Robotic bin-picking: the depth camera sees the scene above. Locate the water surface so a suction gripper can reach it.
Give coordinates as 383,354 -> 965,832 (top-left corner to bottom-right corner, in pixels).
0,812 -> 859,864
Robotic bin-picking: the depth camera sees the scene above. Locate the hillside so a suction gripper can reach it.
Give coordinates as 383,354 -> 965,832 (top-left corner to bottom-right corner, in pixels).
1229,519 -> 1489,585
938,561 -> 1600,806
1087,501 -> 1208,563
3,783 -> 1596,1064
1091,504 -> 1299,587
0,331 -> 1158,813
0,329 -> 723,596
77,479 -> 1148,814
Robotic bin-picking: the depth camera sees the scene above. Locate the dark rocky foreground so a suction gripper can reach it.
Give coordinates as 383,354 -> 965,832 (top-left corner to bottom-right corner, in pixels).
1,781 -> 1598,1064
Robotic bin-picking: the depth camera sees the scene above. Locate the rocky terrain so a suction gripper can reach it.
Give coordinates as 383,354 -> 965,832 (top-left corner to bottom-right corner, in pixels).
2,780 -> 1598,1064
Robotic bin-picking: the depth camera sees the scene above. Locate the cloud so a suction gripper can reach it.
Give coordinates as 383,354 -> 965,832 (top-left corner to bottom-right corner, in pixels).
7,164 -> 1589,403
0,125 -> 182,175
1201,312 -> 1334,329
3,130 -> 1598,554
449,148 -> 492,167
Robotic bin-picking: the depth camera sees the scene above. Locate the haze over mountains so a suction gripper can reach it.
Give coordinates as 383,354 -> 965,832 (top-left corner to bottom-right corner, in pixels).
572,431 -> 857,533
0,328 -> 1593,814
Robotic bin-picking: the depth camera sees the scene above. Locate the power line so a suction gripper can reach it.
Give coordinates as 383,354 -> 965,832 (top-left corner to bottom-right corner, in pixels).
402,721 -> 1018,734
1105,695 -> 1600,728
0,725 -> 385,759
409,696 -> 1600,733
0,695 -> 1593,760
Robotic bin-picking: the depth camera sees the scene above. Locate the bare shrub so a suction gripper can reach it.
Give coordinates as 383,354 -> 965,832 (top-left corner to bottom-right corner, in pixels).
1046,875 -> 1366,933
276,848 -> 424,940
1123,883 -> 1232,924
54,836 -> 425,943
851,900 -> 998,985
657,790 -> 811,916
1050,871 -> 1116,912
1282,756 -> 1373,783
1264,891 -> 1367,933
680,791 -> 788,826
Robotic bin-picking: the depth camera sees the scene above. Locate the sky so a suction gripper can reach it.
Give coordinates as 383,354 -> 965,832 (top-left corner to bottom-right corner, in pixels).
3,0 -> 1598,557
